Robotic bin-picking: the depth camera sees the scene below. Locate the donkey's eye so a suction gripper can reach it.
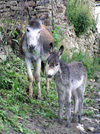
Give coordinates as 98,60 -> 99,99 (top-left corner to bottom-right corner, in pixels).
27,29 -> 30,32
56,63 -> 58,66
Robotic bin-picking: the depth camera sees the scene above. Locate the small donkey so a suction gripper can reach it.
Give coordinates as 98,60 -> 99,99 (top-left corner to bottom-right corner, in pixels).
19,18 -> 54,99
46,44 -> 87,127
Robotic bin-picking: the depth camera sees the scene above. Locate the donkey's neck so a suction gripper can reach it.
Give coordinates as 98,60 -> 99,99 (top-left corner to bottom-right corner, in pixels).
22,35 -> 43,60
54,60 -> 70,84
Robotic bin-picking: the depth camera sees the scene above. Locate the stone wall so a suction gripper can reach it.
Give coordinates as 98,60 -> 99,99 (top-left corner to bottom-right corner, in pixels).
52,0 -> 98,57
0,0 -> 98,61
0,0 -> 50,23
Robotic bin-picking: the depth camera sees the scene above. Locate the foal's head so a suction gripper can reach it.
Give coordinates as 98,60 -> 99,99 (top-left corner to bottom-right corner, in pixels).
46,44 -> 64,78
26,19 -> 42,52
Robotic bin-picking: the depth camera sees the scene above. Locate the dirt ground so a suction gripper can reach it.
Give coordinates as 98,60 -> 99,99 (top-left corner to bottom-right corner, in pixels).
25,71 -> 100,134
16,71 -> 100,134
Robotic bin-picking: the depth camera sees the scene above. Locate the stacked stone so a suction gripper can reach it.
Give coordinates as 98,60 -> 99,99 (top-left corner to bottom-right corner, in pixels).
0,0 -> 50,22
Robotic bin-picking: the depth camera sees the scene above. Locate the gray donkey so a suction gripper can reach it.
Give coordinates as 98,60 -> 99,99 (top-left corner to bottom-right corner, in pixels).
46,44 -> 87,127
19,18 -> 54,99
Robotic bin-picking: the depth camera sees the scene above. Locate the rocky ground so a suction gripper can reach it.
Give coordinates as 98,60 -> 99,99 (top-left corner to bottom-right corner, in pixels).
26,71 -> 100,134
9,71 -> 100,134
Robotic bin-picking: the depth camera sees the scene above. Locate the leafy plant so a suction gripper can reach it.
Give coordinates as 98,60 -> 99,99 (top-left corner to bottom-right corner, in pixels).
83,109 -> 94,117
52,24 -> 64,49
67,0 -> 96,36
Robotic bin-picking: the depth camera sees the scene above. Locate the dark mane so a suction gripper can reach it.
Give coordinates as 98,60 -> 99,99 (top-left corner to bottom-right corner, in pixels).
28,19 -> 41,29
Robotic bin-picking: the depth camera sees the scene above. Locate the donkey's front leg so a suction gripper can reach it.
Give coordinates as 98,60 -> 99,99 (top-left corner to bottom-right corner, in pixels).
34,59 -> 41,99
25,58 -> 33,98
65,90 -> 71,127
46,77 -> 50,92
57,87 -> 65,124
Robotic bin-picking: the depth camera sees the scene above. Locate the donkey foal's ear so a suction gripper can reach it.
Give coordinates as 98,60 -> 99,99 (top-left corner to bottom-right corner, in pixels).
49,43 -> 54,53
58,45 -> 64,56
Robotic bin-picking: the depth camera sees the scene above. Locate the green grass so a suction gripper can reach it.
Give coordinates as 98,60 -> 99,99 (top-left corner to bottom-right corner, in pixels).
0,51 -> 99,133
67,0 -> 96,37
0,55 -> 58,133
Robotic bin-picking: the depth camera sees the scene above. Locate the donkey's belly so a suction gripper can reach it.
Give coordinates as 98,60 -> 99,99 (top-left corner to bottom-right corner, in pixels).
71,76 -> 84,89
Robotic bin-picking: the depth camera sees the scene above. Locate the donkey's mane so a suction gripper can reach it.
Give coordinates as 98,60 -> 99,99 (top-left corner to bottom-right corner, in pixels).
28,19 -> 41,29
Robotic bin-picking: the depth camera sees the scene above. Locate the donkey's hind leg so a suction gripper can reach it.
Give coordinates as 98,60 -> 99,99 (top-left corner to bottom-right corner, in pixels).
77,84 -> 85,123
34,59 -> 41,99
72,90 -> 79,123
25,58 -> 33,98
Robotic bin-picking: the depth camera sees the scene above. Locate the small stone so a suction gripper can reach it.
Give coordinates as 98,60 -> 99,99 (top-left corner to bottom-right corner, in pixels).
98,92 -> 100,96
94,115 -> 100,119
87,126 -> 95,132
76,124 -> 86,133
10,1 -> 17,6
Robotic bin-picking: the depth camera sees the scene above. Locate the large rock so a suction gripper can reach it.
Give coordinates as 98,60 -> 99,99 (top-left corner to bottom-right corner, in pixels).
0,45 -> 13,62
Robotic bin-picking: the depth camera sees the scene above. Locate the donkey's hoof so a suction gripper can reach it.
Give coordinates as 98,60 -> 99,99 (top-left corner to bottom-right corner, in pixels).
37,95 -> 42,100
26,88 -> 29,94
29,94 -> 33,99
26,88 -> 33,98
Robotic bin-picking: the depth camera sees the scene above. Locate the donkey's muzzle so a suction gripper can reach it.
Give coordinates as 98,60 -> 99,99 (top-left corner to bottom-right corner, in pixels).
29,45 -> 35,52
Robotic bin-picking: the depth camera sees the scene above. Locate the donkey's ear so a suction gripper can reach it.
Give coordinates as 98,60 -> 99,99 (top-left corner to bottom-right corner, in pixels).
49,43 -> 54,53
58,45 -> 64,56
39,14 -> 48,24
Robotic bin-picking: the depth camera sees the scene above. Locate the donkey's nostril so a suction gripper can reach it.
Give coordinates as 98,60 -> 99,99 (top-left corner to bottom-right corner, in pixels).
47,75 -> 52,78
29,46 -> 35,51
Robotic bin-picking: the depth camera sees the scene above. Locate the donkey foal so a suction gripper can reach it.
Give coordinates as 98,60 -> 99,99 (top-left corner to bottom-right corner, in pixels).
46,45 -> 87,127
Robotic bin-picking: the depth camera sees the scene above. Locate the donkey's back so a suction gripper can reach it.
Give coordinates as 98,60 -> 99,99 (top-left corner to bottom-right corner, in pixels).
68,61 -> 87,90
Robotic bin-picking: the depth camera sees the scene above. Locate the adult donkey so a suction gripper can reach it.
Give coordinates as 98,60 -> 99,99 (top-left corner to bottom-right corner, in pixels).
19,17 -> 54,99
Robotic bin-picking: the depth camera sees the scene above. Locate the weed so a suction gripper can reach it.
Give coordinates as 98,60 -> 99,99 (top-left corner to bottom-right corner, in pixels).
83,109 -> 94,117
67,0 -> 96,37
52,24 -> 64,49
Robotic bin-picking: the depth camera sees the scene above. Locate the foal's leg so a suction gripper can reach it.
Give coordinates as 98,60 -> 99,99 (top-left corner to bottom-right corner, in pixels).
65,89 -> 71,127
25,58 -> 33,98
78,85 -> 85,123
57,86 -> 65,124
72,90 -> 79,123
34,59 -> 41,99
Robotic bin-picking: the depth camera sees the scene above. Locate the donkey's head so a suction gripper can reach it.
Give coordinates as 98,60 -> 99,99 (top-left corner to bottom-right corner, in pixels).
46,44 -> 64,78
26,19 -> 42,52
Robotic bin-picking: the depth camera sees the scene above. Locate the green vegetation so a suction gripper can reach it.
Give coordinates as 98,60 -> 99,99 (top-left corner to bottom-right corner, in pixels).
0,55 -> 58,133
67,0 -> 96,37
0,52 -> 99,133
52,24 -> 64,49
0,17 -> 99,133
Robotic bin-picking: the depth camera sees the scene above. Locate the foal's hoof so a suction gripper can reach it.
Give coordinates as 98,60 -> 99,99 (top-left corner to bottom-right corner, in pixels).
72,118 -> 77,123
66,123 -> 71,128
58,119 -> 63,124
78,115 -> 82,124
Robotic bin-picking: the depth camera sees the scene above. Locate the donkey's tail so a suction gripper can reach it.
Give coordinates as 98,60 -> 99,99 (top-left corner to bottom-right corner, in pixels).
41,61 -> 45,73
